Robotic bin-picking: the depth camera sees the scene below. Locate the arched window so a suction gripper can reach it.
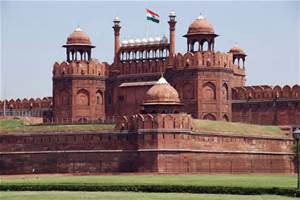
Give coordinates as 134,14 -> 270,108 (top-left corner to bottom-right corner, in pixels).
222,83 -> 229,101
203,113 -> 216,121
203,82 -> 216,100
193,41 -> 200,51
77,89 -> 89,105
202,41 -> 209,51
96,90 -> 103,105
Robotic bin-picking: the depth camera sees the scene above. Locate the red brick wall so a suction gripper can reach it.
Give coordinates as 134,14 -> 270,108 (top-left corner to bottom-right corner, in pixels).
232,85 -> 300,125
0,130 -> 293,175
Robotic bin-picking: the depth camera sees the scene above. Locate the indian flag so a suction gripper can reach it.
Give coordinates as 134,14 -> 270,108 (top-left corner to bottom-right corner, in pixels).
146,9 -> 160,23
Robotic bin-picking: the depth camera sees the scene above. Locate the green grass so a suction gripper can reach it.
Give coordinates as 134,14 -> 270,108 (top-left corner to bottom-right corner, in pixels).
192,119 -> 285,136
0,119 -> 115,134
0,174 -> 296,189
1,118 -> 285,137
0,191 -> 295,200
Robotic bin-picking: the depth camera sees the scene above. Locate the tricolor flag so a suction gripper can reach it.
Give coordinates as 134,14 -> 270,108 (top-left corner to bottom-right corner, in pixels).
146,9 -> 160,23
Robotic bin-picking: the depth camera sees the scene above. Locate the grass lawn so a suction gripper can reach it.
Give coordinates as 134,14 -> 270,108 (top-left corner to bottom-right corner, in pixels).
0,174 -> 296,189
0,119 -> 115,134
0,191 -> 296,200
0,118 -> 286,137
192,119 -> 285,136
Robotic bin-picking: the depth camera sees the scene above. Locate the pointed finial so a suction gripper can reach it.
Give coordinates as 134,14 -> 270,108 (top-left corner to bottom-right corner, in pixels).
197,14 -> 204,20
75,25 -> 82,32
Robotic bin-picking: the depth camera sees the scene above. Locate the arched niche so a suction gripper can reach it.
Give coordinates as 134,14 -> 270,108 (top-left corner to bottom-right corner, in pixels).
203,113 -> 216,121
203,82 -> 216,100
77,89 -> 90,105
96,90 -> 103,105
222,83 -> 229,101
223,114 -> 229,122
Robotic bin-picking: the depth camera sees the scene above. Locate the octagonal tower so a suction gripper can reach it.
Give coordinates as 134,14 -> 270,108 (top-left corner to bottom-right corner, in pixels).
52,27 -> 107,123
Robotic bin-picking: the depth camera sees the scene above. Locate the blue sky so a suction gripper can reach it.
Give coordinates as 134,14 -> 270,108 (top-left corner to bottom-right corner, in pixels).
1,1 -> 299,99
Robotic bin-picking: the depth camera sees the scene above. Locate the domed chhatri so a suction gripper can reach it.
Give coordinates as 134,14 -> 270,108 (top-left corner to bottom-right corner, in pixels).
229,44 -> 246,55
183,15 -> 218,52
63,27 -> 95,62
66,27 -> 92,45
143,76 -> 181,105
187,15 -> 215,34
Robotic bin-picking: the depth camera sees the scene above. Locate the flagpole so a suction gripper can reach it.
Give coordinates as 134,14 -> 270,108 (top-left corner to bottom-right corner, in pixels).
145,8 -> 149,38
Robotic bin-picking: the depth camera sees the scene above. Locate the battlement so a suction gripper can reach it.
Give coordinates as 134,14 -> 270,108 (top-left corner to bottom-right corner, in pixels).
0,97 -> 52,110
116,113 -> 192,131
170,51 -> 245,74
52,59 -> 108,78
232,85 -> 300,101
111,59 -> 168,75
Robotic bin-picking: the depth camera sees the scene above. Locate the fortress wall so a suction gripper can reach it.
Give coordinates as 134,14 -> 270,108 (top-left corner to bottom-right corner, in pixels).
157,153 -> 292,173
0,129 -> 293,174
232,85 -> 300,125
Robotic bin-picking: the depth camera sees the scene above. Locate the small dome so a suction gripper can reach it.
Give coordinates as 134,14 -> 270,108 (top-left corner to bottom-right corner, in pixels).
144,76 -> 181,105
148,37 -> 155,44
121,40 -> 128,46
169,11 -> 176,17
114,16 -> 120,22
154,36 -> 161,44
141,38 -> 148,44
187,15 -> 215,34
229,44 -> 245,55
66,27 -> 92,45
135,38 -> 141,45
128,39 -> 135,46
161,35 -> 168,43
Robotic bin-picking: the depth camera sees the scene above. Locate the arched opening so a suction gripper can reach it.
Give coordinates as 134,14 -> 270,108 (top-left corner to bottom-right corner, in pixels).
222,83 -> 229,101
193,41 -> 200,52
203,82 -> 216,100
96,90 -> 103,105
203,113 -> 216,121
223,114 -> 229,122
78,117 -> 88,123
76,89 -> 90,106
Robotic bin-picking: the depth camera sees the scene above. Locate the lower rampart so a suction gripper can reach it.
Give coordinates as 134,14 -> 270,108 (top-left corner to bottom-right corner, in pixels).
0,130 -> 294,174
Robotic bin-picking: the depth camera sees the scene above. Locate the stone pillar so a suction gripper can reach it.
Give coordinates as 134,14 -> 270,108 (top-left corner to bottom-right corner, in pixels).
113,17 -> 121,59
168,11 -> 177,57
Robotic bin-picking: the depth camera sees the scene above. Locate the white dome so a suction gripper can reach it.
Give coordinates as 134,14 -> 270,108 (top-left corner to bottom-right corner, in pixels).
169,11 -> 176,17
122,40 -> 128,46
135,38 -> 141,45
154,36 -> 161,44
161,35 -> 168,43
75,26 -> 82,32
142,38 -> 148,44
148,37 -> 154,44
128,39 -> 135,46
197,15 -> 204,20
114,16 -> 120,21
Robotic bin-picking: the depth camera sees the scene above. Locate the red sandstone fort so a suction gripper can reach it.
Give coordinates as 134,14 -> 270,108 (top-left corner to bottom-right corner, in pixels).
0,12 -> 299,174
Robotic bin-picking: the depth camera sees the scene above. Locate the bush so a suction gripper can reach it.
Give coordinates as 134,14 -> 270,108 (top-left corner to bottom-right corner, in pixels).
0,184 -> 299,197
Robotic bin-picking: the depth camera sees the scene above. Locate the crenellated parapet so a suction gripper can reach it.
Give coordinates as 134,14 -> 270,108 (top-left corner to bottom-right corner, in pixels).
232,85 -> 300,101
52,59 -> 108,78
0,97 -> 52,110
111,58 -> 168,75
116,113 -> 192,131
169,51 -> 243,71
